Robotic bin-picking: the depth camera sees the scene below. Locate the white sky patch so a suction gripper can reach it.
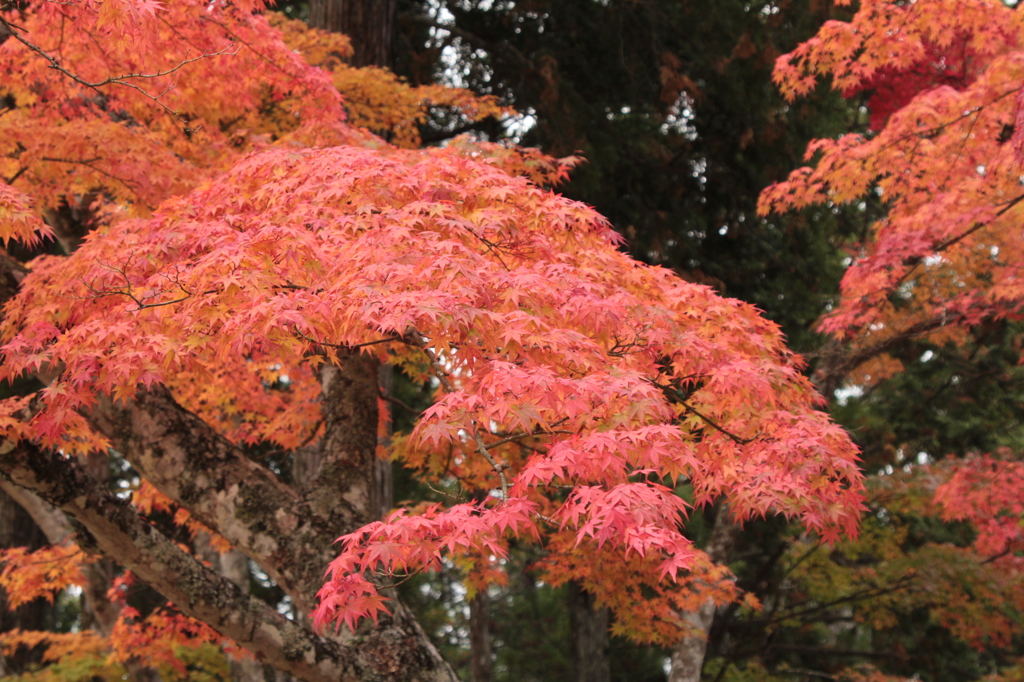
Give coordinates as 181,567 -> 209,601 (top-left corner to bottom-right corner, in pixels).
277,595 -> 295,620
834,384 -> 864,406
661,92 -> 698,140
423,2 -> 546,143
425,2 -> 470,89
504,107 -> 537,143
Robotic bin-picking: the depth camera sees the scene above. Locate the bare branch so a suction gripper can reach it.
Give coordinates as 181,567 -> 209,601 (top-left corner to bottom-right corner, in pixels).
485,423 -> 573,449
292,326 -> 404,351
40,156 -> 142,199
678,399 -> 756,445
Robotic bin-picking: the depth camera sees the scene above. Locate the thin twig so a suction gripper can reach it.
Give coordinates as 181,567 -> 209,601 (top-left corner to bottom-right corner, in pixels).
199,15 -> 293,77
378,389 -> 419,415
406,328 -> 510,499
485,428 -> 573,449
0,15 -> 234,130
40,155 -> 141,200
292,327 -> 403,351
425,481 -> 467,502
758,574 -> 917,628
76,257 -> 220,310
534,511 -> 559,526
678,399 -> 756,445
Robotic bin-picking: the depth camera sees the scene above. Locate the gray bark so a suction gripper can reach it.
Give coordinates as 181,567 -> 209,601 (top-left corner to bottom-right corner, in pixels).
89,385 -> 365,616
84,385 -> 455,681
0,254 -> 453,681
668,511 -> 741,682
220,552 -> 274,681
0,438 -> 455,682
195,534 -> 268,682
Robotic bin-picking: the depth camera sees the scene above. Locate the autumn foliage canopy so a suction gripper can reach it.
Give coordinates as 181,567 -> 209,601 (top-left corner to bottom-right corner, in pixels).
755,0 -> 1024,671
0,0 -> 877,675
6,0 -> 1024,675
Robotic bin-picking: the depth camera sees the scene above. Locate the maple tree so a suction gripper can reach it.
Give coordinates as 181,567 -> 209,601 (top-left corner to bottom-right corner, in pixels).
744,0 -> 1024,679
0,0 -> 869,679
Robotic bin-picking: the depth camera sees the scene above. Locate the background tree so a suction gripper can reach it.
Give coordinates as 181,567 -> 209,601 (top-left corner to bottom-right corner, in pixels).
309,0 -> 396,68
738,0 -> 1024,680
395,0 -> 858,347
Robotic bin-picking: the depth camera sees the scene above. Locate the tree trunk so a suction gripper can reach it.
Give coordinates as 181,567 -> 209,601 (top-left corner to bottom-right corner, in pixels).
669,510 -> 740,682
307,0 -> 395,522
0,487 -> 54,674
304,0 -> 398,528
568,580 -> 611,682
373,363 -> 394,520
308,0 -> 397,69
469,591 -> 493,682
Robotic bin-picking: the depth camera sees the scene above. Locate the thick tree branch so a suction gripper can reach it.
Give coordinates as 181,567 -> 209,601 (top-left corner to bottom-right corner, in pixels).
0,440 -> 358,682
0,478 -> 72,544
86,386 -> 456,681
811,317 -> 958,397
88,387 -> 332,611
812,192 -> 1024,397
